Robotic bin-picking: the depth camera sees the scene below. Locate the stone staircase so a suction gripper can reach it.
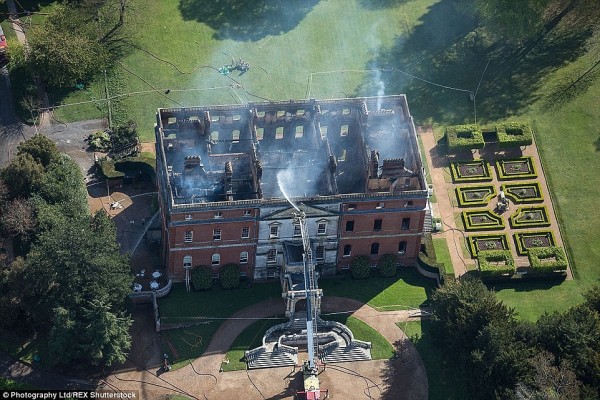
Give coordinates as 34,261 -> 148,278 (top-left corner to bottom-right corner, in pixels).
424,201 -> 433,233
247,348 -> 298,369
321,345 -> 372,364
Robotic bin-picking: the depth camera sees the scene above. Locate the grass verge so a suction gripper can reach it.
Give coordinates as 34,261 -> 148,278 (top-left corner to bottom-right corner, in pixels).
325,315 -> 394,360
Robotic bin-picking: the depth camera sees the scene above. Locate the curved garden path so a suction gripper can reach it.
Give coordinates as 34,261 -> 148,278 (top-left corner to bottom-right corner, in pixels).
103,297 -> 429,400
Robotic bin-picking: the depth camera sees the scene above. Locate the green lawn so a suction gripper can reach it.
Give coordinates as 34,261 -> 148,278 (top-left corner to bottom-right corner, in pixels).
221,318 -> 286,372
326,315 -> 395,360
402,320 -> 467,400
319,268 -> 435,311
432,238 -> 454,275
0,377 -> 34,390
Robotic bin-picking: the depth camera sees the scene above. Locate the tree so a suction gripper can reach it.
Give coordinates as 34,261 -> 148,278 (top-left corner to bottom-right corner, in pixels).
583,284 -> 600,314
535,305 -> 600,388
377,254 -> 398,277
48,300 -> 131,367
429,277 -> 515,360
515,351 -> 580,400
16,134 -> 59,169
0,198 -> 36,238
1,154 -> 45,199
350,255 -> 370,279
191,266 -> 212,291
220,264 -> 240,289
38,155 -> 88,218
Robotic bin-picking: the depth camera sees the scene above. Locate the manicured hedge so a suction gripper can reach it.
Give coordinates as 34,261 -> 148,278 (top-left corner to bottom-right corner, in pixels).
467,234 -> 510,257
502,182 -> 544,204
478,250 -> 515,278
455,185 -> 496,207
445,124 -> 484,153
513,231 -> 556,256
462,209 -> 505,231
450,160 -> 493,183
351,255 -> 371,279
220,264 -> 241,289
509,205 -> 551,228
527,246 -> 568,273
378,254 -> 398,278
115,156 -> 156,180
495,157 -> 537,180
496,122 -> 533,148
191,266 -> 212,291
99,159 -> 125,179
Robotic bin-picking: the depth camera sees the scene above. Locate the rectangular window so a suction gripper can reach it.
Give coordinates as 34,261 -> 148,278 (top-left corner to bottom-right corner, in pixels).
402,218 -> 410,230
293,224 -> 301,237
256,127 -> 264,141
240,251 -> 249,264
240,271 -> 247,277
213,228 -> 221,241
183,256 -> 192,268
243,210 -> 252,217
373,219 -> 382,231
214,212 -> 223,219
241,227 -> 250,239
185,214 -> 192,221
345,221 -> 354,232
317,222 -> 327,235
341,125 -> 348,137
348,203 -> 357,211
270,225 -> 279,238
315,246 -> 324,262
276,126 -> 284,139
376,202 -> 384,209
212,254 -> 220,266
295,126 -> 304,138
342,264 -> 350,270
267,249 -> 277,263
184,231 -> 193,243
398,241 -> 407,255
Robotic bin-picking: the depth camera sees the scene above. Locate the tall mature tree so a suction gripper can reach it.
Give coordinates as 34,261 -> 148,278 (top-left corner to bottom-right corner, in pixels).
16,134 -> 59,169
515,351 -> 580,400
1,154 -> 45,199
0,198 -> 36,238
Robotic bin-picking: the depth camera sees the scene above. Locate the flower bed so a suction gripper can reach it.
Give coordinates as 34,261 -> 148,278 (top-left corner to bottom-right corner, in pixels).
496,157 -> 537,180
509,205 -> 551,228
462,209 -> 505,231
495,122 -> 533,148
455,185 -> 496,207
445,124 -> 484,153
467,234 -> 510,257
513,231 -> 556,256
502,182 -> 544,204
478,250 -> 515,278
450,160 -> 492,183
527,246 -> 568,273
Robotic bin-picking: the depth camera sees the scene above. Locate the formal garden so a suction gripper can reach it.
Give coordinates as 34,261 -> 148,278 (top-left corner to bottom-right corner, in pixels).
445,122 -> 568,281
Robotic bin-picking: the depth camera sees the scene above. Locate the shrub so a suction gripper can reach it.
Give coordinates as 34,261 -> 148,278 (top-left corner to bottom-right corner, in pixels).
378,254 -> 398,277
495,157 -> 537,180
502,182 -> 544,204
98,159 -> 125,179
496,122 -> 533,148
478,250 -> 515,278
191,266 -> 212,291
455,185 -> 496,207
528,247 -> 568,273
220,263 -> 241,289
351,256 -> 370,279
509,205 -> 551,228
88,131 -> 111,152
449,160 -> 493,183
462,209 -> 505,231
445,124 -> 484,153
513,231 -> 556,256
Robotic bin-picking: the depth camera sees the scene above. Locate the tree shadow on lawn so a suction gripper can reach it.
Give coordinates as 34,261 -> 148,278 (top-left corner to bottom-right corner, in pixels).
488,277 -> 566,293
178,0 -> 320,41
357,0 -> 412,10
354,0 -> 594,125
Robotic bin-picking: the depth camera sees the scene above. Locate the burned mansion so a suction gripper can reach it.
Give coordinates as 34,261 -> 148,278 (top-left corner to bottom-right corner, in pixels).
155,96 -> 430,281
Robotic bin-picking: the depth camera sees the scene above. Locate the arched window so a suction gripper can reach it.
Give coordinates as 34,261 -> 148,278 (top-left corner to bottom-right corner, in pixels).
212,254 -> 220,266
343,244 -> 352,257
398,241 -> 407,255
183,256 -> 192,268
370,243 -> 379,255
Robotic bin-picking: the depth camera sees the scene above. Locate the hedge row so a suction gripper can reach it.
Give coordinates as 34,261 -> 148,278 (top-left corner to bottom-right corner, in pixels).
496,122 -> 533,148
467,234 -> 510,257
509,205 -> 551,228
495,157 -> 537,180
527,246 -> 568,273
455,185 -> 496,207
462,209 -> 505,231
513,230 -> 556,256
445,124 -> 484,153
450,160 -> 493,183
478,250 -> 515,278
502,182 -> 544,204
